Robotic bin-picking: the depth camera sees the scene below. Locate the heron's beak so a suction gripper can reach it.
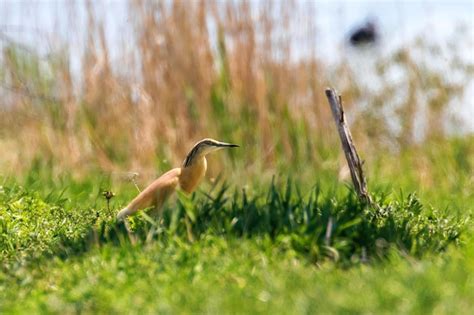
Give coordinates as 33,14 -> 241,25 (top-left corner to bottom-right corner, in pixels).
215,141 -> 239,148
206,142 -> 238,154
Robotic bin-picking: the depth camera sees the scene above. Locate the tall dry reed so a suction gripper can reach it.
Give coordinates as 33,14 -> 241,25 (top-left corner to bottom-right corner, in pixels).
0,0 -> 471,181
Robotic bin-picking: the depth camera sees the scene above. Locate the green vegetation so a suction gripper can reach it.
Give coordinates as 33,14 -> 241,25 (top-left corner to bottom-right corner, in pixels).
2,237 -> 474,314
1,137 -> 473,313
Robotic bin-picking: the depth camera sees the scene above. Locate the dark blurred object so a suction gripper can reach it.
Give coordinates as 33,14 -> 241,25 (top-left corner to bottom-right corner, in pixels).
349,21 -> 378,46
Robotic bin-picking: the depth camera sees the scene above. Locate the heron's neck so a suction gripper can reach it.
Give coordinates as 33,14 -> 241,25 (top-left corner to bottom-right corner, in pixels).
179,156 -> 207,193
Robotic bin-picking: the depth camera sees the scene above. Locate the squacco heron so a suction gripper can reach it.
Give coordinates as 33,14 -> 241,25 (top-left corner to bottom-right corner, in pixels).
117,138 -> 238,220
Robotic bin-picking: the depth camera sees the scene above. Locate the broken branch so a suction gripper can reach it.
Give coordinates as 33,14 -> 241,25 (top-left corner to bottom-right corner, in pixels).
325,88 -> 373,205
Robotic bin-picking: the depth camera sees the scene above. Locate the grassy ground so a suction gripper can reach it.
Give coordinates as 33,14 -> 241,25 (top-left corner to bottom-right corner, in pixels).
1,138 -> 473,314
3,238 -> 473,314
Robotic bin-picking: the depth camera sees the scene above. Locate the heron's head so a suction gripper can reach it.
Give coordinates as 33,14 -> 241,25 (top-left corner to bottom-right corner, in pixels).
183,138 -> 239,167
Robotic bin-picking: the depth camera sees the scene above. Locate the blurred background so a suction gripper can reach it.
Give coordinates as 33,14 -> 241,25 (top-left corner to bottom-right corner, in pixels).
0,0 -> 472,188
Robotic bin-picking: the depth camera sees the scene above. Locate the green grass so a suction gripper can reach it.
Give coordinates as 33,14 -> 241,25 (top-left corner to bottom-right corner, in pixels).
2,238 -> 474,314
1,138 -> 473,314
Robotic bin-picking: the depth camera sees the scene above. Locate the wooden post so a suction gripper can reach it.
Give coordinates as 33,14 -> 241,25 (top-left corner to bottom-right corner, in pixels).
324,88 -> 372,205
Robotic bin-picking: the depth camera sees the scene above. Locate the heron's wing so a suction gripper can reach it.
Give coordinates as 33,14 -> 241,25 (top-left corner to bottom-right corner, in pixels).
149,173 -> 180,217
119,168 -> 181,218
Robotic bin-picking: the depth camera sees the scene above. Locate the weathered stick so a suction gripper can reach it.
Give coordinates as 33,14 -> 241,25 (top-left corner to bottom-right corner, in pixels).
325,88 -> 372,204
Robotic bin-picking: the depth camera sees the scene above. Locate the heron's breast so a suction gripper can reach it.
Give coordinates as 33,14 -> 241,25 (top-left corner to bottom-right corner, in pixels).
179,158 -> 207,193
